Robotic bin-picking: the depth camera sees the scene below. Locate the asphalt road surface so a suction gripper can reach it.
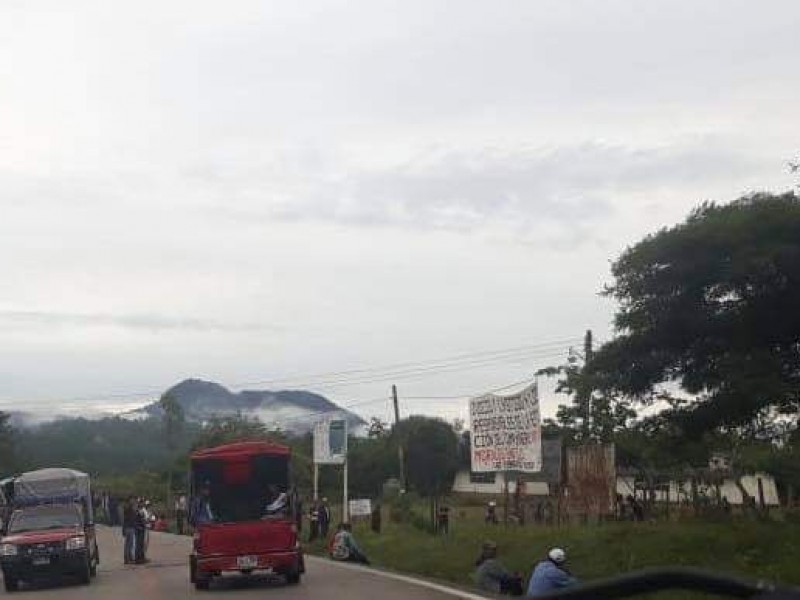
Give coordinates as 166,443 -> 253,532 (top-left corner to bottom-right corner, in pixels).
3,527 -> 486,600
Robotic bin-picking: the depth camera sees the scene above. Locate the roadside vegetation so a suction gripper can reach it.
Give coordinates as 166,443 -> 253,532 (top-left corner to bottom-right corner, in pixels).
308,516 -> 800,593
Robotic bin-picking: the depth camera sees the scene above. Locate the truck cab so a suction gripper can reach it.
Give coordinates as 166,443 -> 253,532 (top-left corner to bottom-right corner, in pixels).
0,469 -> 99,591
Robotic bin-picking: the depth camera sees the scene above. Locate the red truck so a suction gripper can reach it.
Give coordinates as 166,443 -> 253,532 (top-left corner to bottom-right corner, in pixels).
0,469 -> 99,591
188,441 -> 304,590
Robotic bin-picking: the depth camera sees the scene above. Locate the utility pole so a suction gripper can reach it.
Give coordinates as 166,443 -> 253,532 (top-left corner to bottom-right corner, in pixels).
581,329 -> 594,440
584,329 -> 593,363
392,385 -> 406,491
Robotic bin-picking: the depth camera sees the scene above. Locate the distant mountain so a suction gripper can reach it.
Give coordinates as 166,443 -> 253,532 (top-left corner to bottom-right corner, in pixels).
7,411 -> 68,429
124,378 -> 366,435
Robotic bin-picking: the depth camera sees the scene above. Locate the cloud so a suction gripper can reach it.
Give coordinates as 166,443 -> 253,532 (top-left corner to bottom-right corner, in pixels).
0,310 -> 274,334
203,137 -> 773,237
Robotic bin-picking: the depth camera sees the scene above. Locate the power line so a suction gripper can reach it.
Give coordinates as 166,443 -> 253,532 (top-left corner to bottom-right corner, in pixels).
294,348 -> 570,391
263,375 -> 541,428
0,336 -> 579,408
404,377 -> 539,400
231,337 -> 580,389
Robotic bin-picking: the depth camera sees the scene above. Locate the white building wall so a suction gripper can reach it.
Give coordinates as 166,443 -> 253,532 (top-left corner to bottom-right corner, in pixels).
451,470 -> 549,495
615,472 -> 780,506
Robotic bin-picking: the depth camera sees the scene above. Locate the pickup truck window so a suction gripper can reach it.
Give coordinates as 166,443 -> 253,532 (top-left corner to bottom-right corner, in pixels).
7,505 -> 83,534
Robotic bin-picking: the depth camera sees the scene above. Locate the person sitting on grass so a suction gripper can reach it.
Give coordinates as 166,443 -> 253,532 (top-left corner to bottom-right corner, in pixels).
329,523 -> 370,565
474,541 -> 523,596
527,548 -> 578,596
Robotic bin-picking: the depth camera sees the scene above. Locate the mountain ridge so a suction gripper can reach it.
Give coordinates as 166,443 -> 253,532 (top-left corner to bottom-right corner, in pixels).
126,378 -> 366,434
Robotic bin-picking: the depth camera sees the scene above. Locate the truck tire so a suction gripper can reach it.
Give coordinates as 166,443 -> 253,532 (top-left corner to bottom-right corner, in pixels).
194,574 -> 211,591
79,558 -> 92,585
286,570 -> 301,585
3,574 -> 19,592
189,556 -> 197,584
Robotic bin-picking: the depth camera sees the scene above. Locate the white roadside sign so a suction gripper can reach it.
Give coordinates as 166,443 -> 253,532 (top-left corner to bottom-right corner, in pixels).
313,417 -> 347,465
348,498 -> 372,517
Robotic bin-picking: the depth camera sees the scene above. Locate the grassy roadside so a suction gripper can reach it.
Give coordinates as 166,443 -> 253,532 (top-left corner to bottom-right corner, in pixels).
305,518 -> 800,595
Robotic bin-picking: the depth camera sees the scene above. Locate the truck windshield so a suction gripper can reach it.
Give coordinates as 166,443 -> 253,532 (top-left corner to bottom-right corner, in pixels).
7,505 -> 82,534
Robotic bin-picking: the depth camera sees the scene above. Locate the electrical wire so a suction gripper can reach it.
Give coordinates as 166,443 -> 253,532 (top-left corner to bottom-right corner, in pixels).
232,337 -> 581,389
255,375 -> 541,428
0,336 -> 579,408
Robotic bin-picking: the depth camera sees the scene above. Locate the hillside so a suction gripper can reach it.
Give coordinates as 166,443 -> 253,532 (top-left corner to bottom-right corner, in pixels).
126,378 -> 366,434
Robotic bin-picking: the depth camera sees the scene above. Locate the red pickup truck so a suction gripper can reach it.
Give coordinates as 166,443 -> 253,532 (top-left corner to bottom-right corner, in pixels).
188,441 -> 304,590
0,469 -> 99,591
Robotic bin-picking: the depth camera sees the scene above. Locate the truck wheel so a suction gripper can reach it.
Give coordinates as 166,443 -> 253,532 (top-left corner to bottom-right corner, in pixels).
194,575 -> 211,591
79,559 -> 92,585
189,556 -> 197,584
286,570 -> 301,585
3,575 -> 19,592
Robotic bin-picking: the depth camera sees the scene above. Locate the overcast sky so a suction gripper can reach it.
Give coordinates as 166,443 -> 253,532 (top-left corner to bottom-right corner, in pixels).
1,0 -> 798,423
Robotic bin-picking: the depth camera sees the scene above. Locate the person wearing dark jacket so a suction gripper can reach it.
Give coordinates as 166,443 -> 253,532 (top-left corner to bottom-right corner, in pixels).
318,498 -> 331,538
108,495 -> 120,527
122,497 -> 137,564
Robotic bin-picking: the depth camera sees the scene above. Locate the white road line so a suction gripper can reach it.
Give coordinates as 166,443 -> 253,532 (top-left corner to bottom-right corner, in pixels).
306,555 -> 492,600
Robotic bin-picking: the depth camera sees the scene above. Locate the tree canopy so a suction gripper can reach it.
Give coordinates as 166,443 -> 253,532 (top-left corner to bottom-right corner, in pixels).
591,192 -> 800,432
0,412 -> 16,474
395,416 -> 459,498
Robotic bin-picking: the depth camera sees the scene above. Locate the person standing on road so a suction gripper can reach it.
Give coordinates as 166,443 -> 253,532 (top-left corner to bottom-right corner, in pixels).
175,494 -> 187,535
143,500 -> 156,554
526,548 -> 577,596
134,498 -> 149,564
108,495 -> 120,527
308,501 -> 319,542
318,498 -> 331,538
122,497 -> 137,564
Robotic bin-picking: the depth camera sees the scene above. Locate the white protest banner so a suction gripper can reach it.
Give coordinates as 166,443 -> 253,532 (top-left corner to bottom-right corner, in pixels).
469,383 -> 542,473
348,498 -> 372,517
313,417 -> 347,465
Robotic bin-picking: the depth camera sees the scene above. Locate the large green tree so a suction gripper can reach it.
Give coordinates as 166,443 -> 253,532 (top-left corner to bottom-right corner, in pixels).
592,192 -> 800,433
538,356 -> 637,444
394,416 -> 459,497
160,393 -> 185,503
393,416 -> 459,531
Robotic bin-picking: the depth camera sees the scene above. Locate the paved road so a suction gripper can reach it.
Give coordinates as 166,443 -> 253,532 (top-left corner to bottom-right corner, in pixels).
4,527 -> 485,600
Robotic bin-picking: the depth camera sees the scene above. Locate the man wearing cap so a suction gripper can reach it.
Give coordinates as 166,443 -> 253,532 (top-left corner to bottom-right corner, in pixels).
485,501 -> 498,524
527,548 -> 578,596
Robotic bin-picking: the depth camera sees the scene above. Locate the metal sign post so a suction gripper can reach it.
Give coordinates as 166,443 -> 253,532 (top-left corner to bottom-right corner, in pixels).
343,459 -> 349,523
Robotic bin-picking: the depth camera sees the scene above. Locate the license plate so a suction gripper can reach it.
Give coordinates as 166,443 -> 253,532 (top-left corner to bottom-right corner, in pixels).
32,557 -> 50,566
237,556 -> 258,569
